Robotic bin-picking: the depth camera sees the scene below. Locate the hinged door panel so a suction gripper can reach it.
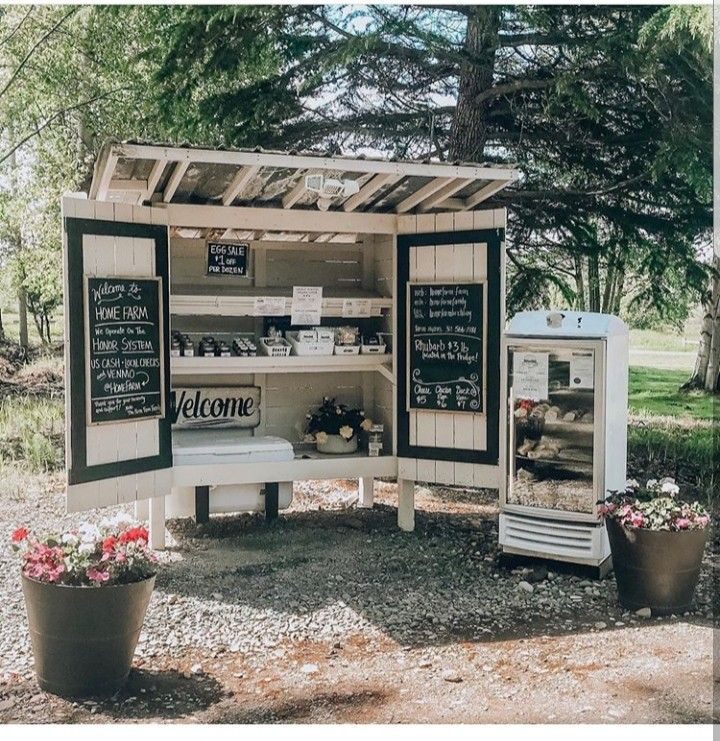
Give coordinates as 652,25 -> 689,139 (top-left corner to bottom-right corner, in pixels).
63,208 -> 172,511
396,220 -> 505,487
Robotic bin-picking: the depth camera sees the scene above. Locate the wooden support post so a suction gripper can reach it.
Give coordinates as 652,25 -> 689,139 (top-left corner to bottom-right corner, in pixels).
265,482 -> 279,521
134,498 -> 150,522
398,479 -> 415,532
149,495 -> 166,550
195,486 -> 210,524
358,477 -> 374,508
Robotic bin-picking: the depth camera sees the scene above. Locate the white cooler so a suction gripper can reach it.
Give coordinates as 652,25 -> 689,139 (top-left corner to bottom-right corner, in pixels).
168,429 -> 295,517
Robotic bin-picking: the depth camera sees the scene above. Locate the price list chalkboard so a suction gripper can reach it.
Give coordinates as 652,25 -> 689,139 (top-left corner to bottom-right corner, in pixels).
409,282 -> 484,413
207,241 -> 249,277
85,277 -> 164,424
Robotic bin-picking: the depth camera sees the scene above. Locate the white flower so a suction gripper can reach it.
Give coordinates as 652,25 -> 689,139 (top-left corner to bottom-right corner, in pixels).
78,523 -> 100,542
61,533 -> 80,547
315,431 -> 328,444
78,542 -> 95,555
661,482 -> 679,496
625,479 -> 640,490
339,425 -> 354,440
646,479 -> 658,490
360,418 -> 373,431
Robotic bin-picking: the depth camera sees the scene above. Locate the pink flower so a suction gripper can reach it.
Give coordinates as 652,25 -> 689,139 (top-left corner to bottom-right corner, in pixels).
674,517 -> 690,530
86,567 -> 110,583
11,527 -> 28,544
23,543 -> 65,583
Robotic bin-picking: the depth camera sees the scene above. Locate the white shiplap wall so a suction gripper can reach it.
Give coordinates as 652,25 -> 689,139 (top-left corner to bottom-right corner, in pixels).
63,197 -> 173,512
398,208 -> 505,489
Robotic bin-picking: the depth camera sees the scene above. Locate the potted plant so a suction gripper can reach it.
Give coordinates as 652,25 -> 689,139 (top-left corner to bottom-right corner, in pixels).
11,512 -> 158,697
599,478 -> 709,615
304,397 -> 373,454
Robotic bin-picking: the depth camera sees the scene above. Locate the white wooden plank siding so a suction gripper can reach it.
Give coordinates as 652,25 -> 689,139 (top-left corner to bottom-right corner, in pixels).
402,209 -> 505,487
64,197 -> 169,511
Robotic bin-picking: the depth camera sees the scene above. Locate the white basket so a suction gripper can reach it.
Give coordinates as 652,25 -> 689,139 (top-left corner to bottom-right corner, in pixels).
286,331 -> 334,356
360,342 -> 387,355
334,344 -> 360,355
258,337 -> 292,357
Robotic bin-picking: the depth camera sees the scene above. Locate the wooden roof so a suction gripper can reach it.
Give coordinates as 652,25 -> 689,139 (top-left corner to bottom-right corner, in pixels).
89,141 -> 519,215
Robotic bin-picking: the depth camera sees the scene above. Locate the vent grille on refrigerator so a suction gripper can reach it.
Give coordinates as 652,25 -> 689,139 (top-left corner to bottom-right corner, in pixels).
500,513 -> 603,560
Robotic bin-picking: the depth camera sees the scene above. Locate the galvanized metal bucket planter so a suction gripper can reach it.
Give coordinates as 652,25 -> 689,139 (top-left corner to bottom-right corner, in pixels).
606,519 -> 707,615
22,574 -> 155,697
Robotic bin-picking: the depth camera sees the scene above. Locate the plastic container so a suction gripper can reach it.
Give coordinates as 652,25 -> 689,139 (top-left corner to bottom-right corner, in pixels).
259,337 -> 292,356
286,331 -> 334,356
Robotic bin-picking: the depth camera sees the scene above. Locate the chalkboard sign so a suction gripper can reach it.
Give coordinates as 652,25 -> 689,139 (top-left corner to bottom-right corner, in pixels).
408,282 -> 484,413
85,276 -> 165,425
207,241 -> 249,277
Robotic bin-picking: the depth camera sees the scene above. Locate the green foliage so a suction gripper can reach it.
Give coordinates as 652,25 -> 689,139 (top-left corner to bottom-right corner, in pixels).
0,5 -> 713,335
0,394 -> 64,471
144,5 -> 712,326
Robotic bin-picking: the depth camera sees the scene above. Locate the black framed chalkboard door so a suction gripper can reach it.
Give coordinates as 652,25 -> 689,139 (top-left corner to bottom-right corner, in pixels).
63,201 -> 172,514
396,210 -> 505,491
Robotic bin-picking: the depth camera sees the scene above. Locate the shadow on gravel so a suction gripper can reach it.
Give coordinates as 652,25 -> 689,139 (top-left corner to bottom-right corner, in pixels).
217,688 -> 390,724
162,501 -> 714,650
76,668 -> 225,720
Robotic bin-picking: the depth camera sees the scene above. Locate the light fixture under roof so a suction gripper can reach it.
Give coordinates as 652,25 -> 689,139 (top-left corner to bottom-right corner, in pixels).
304,174 -> 360,210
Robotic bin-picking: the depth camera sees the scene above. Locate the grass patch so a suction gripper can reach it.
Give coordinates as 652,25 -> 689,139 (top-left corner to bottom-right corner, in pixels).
0,394 -> 64,471
629,366 -> 715,421
627,422 -> 716,504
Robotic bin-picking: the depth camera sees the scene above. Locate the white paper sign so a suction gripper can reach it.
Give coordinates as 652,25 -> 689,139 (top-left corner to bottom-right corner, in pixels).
291,286 -> 323,325
570,351 -> 594,389
253,296 -> 286,316
513,352 -> 549,401
341,298 -> 372,318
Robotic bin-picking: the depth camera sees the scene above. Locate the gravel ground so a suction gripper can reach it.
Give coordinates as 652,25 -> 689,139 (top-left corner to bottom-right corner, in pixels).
0,471 -> 715,723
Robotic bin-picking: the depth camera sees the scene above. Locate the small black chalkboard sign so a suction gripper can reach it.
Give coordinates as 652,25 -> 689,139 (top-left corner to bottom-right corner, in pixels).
85,276 -> 164,424
409,282 -> 484,413
206,241 -> 249,277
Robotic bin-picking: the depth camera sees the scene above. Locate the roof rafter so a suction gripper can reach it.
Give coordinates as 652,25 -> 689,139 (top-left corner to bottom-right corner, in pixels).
395,177 -> 455,214
418,177 -> 475,212
222,165 -> 260,206
163,161 -> 189,203
342,173 -> 402,212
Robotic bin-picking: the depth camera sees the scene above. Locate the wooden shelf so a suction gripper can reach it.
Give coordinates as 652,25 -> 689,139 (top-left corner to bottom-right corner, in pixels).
171,353 -> 393,379
173,453 -> 398,487
170,287 -> 392,317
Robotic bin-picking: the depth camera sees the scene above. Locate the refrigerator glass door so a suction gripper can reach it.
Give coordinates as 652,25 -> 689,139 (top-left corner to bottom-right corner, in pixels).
507,345 -> 596,514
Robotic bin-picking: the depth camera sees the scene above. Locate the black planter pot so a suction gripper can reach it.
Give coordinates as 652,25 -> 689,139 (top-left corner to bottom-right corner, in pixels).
606,519 -> 707,615
22,574 -> 155,697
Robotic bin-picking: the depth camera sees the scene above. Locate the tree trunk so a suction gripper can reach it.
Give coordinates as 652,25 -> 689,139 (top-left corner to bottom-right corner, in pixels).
18,288 -> 29,348
683,256 -> 720,392
602,258 -> 615,313
574,254 -> 586,310
588,253 -> 601,312
612,265 -> 625,315
448,7 -> 501,161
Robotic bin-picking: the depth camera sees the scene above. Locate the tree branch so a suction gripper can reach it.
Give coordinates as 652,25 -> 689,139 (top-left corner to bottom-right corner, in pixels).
0,87 -> 129,166
0,7 -> 78,100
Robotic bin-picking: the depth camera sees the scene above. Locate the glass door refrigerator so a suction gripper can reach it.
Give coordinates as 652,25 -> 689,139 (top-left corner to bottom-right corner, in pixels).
499,311 -> 628,576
